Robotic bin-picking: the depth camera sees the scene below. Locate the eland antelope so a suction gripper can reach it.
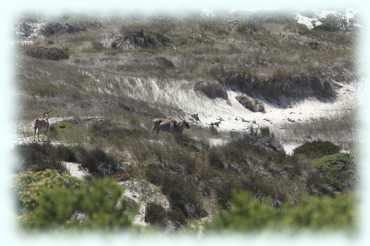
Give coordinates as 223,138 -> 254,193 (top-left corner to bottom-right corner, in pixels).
152,117 -> 190,135
33,112 -> 50,142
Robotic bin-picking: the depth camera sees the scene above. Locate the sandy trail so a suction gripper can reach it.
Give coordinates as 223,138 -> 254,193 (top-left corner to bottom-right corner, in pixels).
15,115 -> 104,145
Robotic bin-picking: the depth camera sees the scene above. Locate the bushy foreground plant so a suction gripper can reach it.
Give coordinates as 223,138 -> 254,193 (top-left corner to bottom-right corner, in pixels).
312,153 -> 356,192
208,191 -> 355,232
15,170 -> 134,230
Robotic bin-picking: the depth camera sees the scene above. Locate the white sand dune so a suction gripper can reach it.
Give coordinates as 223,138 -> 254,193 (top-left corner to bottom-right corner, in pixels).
112,76 -> 355,136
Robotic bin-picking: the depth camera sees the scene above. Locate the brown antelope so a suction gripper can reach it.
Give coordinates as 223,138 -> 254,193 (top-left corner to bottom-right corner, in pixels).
33,112 -> 50,142
152,117 -> 190,135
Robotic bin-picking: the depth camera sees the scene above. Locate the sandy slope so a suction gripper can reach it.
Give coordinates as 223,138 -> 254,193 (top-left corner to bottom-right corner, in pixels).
185,82 -> 355,132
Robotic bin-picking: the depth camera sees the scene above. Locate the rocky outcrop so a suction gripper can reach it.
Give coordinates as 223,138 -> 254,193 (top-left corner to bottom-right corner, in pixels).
221,71 -> 336,107
236,95 -> 265,113
24,47 -> 69,60
17,22 -> 33,37
102,30 -> 171,50
120,179 -> 170,227
40,22 -> 86,36
239,134 -> 284,154
194,81 -> 228,100
123,30 -> 171,49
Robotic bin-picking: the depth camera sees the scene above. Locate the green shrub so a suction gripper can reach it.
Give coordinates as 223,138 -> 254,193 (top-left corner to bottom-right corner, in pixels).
16,143 -> 66,172
24,47 -> 69,60
208,192 -> 280,232
143,145 -> 207,221
293,140 -> 340,159
280,193 -> 355,231
312,153 -> 356,192
79,148 -> 120,177
208,191 -> 356,232
145,203 -> 167,226
16,170 -> 134,230
15,170 -> 80,212
156,172 -> 206,220
206,134 -> 305,206
16,143 -> 121,177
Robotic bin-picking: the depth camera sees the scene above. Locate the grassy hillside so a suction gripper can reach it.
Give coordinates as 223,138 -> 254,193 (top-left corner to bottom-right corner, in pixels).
14,11 -> 358,232
16,12 -> 356,121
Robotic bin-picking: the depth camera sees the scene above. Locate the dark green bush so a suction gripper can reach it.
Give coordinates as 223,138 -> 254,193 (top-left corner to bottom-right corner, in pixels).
24,47 -> 69,60
294,140 -> 340,159
16,143 -> 121,177
145,203 -> 167,226
79,148 -> 119,177
16,143 -> 66,172
167,208 -> 186,228
161,174 -> 206,219
311,153 -> 356,193
120,30 -> 171,49
40,22 -> 86,36
144,154 -> 206,221
208,148 -> 225,169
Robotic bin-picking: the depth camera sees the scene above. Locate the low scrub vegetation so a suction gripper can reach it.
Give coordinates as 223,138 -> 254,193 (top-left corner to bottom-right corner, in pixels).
49,121 -> 86,144
208,191 -> 355,232
16,143 -> 121,177
194,80 -> 228,100
40,22 -> 87,36
24,47 -> 69,60
14,128 -> 357,231
312,153 -> 356,193
276,112 -> 354,149
293,140 -> 340,159
15,12 -> 357,232
16,170 -> 134,230
218,70 -> 336,106
144,202 -> 167,227
16,143 -> 67,172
